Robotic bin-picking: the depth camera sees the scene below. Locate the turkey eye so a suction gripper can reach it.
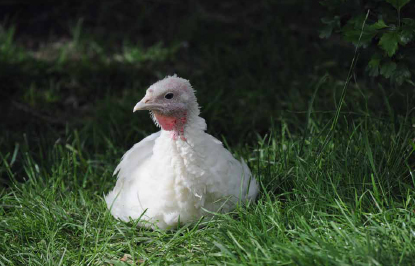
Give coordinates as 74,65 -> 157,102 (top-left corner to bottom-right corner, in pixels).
164,93 -> 174,99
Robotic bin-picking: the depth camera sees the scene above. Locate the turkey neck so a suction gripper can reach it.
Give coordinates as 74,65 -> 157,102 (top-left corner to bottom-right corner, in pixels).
153,111 -> 188,140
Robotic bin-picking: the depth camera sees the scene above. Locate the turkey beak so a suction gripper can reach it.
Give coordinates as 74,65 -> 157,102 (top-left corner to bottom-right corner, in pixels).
133,100 -> 146,112
133,95 -> 157,112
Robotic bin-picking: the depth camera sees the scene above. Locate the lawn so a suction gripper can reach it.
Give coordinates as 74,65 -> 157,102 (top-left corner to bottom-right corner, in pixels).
1,1 -> 414,265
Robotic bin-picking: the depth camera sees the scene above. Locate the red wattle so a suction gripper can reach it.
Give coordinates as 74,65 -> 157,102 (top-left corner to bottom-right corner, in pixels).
154,114 -> 177,131
154,112 -> 187,138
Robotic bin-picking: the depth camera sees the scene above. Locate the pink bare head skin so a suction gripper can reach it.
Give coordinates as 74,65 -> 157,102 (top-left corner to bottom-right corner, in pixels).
133,75 -> 199,140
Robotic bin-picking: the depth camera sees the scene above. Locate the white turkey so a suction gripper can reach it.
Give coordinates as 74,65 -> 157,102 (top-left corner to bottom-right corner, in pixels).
105,75 -> 259,229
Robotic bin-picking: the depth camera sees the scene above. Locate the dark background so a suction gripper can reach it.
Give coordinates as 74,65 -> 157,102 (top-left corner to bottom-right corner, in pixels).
0,0 -> 413,174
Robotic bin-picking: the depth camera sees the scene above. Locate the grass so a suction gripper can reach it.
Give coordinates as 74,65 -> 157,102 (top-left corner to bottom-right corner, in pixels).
1,113 -> 414,265
1,0 -> 415,265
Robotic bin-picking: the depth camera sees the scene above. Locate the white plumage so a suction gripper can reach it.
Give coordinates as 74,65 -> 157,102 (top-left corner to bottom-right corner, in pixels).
105,75 -> 258,229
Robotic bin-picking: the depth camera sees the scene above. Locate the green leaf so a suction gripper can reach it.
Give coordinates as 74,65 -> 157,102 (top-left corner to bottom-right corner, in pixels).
367,57 -> 381,77
343,15 -> 382,47
343,27 -> 377,47
386,0 -> 411,10
391,64 -> 411,85
379,31 -> 400,57
400,29 -> 414,45
380,61 -> 397,78
400,19 -> 415,45
402,18 -> 415,27
320,25 -> 334,39
369,20 -> 388,30
320,16 -> 341,38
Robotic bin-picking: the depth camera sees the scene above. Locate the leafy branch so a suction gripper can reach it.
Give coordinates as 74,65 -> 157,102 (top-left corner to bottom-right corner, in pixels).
320,0 -> 414,86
